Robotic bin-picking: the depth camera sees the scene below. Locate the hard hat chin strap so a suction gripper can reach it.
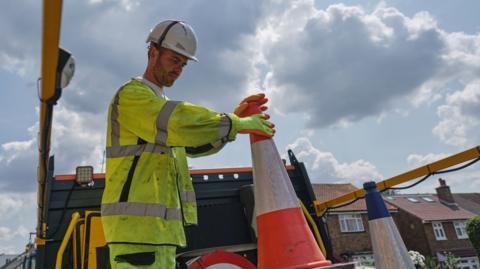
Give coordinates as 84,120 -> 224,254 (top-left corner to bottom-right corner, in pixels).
157,21 -> 179,47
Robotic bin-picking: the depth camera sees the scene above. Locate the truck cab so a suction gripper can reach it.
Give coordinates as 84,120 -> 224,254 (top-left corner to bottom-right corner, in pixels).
33,150 -> 331,268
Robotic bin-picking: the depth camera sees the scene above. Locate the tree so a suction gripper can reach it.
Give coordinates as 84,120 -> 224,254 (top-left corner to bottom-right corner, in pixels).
466,216 -> 480,258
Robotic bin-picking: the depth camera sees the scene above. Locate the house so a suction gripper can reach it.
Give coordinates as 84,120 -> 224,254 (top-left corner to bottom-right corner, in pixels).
385,178 -> 479,268
452,192 -> 480,215
312,183 -> 397,264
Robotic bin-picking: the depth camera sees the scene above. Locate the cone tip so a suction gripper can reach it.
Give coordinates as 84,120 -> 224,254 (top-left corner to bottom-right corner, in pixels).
363,181 -> 377,191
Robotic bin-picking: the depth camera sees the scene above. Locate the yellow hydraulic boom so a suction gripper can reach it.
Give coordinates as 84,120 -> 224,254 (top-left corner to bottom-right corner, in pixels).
314,145 -> 480,216
37,0 -> 63,240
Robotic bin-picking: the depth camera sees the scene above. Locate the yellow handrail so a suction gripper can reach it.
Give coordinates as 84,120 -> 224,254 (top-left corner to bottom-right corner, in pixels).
314,145 -> 480,216
55,212 -> 80,269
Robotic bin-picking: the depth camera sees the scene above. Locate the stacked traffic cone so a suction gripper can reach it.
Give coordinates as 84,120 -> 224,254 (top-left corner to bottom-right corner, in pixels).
363,181 -> 415,269
246,103 -> 331,269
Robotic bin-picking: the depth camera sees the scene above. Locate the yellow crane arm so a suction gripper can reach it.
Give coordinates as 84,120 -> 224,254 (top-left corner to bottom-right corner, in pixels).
313,145 -> 480,216
37,0 -> 63,239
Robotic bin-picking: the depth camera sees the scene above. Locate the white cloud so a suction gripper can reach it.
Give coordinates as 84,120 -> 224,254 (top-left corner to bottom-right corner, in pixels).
50,105 -> 106,174
433,81 -> 480,146
0,227 -> 11,240
0,105 -> 105,191
407,152 -> 450,167
252,2 -> 445,127
287,137 -> 383,186
233,1 -> 480,136
0,137 -> 36,191
0,193 -> 36,254
0,194 -> 25,217
0,52 -> 29,77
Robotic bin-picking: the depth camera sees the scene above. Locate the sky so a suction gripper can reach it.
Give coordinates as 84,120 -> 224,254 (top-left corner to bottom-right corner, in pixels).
0,0 -> 479,254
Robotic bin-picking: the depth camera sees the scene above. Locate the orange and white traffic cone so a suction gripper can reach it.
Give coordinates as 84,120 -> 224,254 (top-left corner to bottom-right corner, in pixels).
363,181 -> 415,269
246,103 -> 331,269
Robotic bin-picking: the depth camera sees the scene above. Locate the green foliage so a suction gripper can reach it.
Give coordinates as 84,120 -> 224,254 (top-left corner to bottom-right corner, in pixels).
443,252 -> 459,269
421,256 -> 440,269
466,216 -> 480,258
359,260 -> 375,266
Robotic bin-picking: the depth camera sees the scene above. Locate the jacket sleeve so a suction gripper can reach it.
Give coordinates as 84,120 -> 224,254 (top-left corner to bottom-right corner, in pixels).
184,139 -> 227,158
116,81 -> 241,148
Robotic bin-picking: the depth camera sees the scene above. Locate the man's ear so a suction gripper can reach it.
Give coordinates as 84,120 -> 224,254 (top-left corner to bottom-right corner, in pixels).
147,46 -> 156,60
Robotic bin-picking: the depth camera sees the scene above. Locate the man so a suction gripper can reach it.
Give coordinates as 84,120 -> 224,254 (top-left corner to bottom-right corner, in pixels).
101,20 -> 274,268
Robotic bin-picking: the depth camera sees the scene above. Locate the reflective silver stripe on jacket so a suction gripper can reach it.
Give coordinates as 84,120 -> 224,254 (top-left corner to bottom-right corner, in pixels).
218,114 -> 231,140
180,191 -> 196,203
106,143 -> 172,158
101,202 -> 182,220
156,101 -> 180,145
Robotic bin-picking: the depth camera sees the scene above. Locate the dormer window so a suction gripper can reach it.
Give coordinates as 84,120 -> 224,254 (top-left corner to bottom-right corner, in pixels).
407,197 -> 419,203
421,197 -> 434,202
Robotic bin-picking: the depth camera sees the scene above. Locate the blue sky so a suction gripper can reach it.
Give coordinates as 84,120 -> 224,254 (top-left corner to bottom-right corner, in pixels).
0,0 -> 479,254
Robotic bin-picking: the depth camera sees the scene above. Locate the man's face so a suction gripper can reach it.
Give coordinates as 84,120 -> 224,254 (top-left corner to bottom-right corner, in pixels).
151,47 -> 188,87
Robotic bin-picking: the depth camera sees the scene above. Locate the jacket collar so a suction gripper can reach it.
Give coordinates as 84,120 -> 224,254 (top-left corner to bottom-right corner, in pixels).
134,76 -> 165,98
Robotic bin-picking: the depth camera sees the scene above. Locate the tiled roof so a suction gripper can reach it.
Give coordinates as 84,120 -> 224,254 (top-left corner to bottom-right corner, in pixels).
452,193 -> 480,215
384,194 -> 475,221
312,183 -> 396,212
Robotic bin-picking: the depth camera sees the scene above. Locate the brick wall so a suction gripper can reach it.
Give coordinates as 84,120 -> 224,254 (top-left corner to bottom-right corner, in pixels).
391,210 -> 430,256
424,221 -> 474,255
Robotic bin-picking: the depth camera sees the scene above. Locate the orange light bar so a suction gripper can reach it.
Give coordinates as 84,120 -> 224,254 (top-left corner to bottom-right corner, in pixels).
55,173 -> 105,181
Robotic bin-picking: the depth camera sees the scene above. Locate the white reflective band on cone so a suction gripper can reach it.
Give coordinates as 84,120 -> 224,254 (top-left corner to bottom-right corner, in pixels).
369,217 -> 415,269
251,139 -> 298,216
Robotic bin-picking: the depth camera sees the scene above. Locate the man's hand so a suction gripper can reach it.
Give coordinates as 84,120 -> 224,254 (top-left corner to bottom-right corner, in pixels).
237,113 -> 275,138
234,93 -> 268,117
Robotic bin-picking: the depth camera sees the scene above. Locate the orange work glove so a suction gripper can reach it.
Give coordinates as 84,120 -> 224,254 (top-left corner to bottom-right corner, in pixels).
234,93 -> 268,117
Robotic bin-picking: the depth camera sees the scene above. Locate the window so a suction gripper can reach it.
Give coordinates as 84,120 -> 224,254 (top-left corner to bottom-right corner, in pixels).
407,197 -> 419,203
454,221 -> 469,239
432,222 -> 446,240
339,214 -> 365,233
422,197 -> 434,202
456,257 -> 479,269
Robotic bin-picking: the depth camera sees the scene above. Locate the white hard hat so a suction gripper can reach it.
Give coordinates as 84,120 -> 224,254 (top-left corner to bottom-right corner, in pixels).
146,20 -> 198,62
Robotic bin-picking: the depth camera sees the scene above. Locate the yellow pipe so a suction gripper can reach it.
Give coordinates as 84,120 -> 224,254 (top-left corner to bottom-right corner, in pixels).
41,0 -> 63,102
299,199 -> 327,257
55,212 -> 80,269
315,145 -> 480,215
38,0 -> 63,238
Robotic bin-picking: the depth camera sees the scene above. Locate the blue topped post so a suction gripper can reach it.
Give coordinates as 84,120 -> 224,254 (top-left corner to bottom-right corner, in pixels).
363,181 -> 415,269
364,181 -> 391,220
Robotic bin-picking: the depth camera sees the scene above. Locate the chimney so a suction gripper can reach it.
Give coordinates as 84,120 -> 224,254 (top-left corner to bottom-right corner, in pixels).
435,178 -> 455,205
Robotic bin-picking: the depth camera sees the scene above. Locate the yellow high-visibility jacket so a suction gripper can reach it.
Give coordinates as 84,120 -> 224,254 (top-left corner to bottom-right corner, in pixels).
101,78 -> 240,246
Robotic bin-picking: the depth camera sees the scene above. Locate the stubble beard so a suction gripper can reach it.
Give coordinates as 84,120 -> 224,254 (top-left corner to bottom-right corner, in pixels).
152,57 -> 175,87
